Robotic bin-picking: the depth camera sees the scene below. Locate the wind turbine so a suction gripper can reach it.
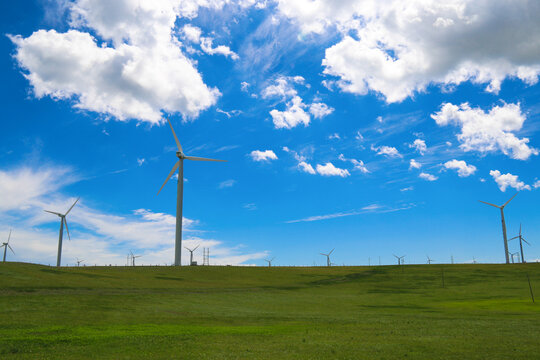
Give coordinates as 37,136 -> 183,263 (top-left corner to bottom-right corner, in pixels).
510,252 -> 520,264
393,254 -> 405,265
1,229 -> 14,262
76,258 -> 84,267
510,224 -> 530,263
479,192 -> 518,264
157,119 -> 226,266
184,244 -> 200,266
130,251 -> 142,266
427,255 -> 434,264
320,249 -> 334,267
44,197 -> 79,267
264,257 -> 275,267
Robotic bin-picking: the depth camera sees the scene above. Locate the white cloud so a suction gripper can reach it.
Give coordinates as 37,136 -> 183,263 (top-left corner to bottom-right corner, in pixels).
286,203 -> 412,223
410,139 -> 427,155
263,76 -> 331,129
309,102 -> 334,119
298,161 -> 316,174
400,186 -> 414,192
432,102 -> 538,160
444,159 -> 476,177
489,170 -> 530,192
419,172 -> 438,181
250,150 -> 278,161
181,24 -> 202,43
277,1 -> 540,102
534,180 -> 540,189
240,81 -> 250,92
315,162 -> 350,177
371,145 -> 402,158
270,96 -> 311,129
328,133 -> 340,140
10,1 -> 225,123
137,158 -> 145,166
218,179 -> 236,188
409,159 -> 422,169
200,37 -> 239,60
339,154 -> 369,173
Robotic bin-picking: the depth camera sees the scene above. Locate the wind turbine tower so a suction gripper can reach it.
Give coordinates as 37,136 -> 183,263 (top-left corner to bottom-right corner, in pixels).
264,257 -> 275,267
44,197 -> 79,267
184,244 -> 200,266
130,251 -> 142,266
320,249 -> 334,267
1,229 -> 14,262
510,224 -> 530,263
479,192 -> 518,264
393,254 -> 405,265
157,119 -> 226,266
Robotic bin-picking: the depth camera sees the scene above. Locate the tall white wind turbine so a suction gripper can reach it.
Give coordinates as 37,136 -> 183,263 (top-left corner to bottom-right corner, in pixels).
1,229 -> 14,262
158,119 -> 226,266
479,192 -> 518,264
44,197 -> 79,267
264,257 -> 275,267
320,249 -> 334,267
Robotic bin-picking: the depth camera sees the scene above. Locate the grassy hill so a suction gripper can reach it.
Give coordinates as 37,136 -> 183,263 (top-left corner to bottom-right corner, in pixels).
0,262 -> 539,359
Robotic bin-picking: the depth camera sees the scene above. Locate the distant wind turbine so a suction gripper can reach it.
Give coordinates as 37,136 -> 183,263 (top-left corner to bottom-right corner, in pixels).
510,224 -> 530,263
427,255 -> 434,264
130,251 -> 142,266
157,118 -> 226,266
479,192 -> 518,264
510,252 -> 520,264
76,258 -> 84,267
320,249 -> 334,267
264,257 -> 275,267
1,229 -> 14,262
44,197 -> 79,267
184,244 -> 200,266
393,254 -> 405,265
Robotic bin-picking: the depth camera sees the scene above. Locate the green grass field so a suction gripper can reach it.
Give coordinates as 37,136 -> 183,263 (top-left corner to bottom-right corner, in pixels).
0,262 -> 539,359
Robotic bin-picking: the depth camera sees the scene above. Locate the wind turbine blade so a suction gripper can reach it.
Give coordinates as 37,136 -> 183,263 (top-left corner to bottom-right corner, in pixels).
184,156 -> 226,162
157,160 -> 180,195
519,223 -> 522,236
44,210 -> 62,216
319,253 -> 326,256
393,254 -> 398,258
193,245 -> 200,251
271,257 -> 275,262
167,118 -> 183,153
7,244 -> 14,254
7,229 -> 12,243
329,248 -> 335,255
65,197 -> 80,215
478,200 -> 500,208
64,218 -> 71,241
502,192 -> 518,208
522,237 -> 531,246
509,236 -> 519,240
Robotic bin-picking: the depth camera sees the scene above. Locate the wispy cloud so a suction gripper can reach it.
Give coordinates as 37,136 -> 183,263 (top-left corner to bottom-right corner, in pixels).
286,204 -> 413,223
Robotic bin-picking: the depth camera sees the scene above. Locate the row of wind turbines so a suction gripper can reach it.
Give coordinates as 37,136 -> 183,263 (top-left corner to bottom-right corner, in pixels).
1,120 -> 534,267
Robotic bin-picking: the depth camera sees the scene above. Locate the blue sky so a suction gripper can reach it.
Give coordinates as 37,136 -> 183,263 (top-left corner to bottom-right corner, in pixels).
1,0 -> 540,266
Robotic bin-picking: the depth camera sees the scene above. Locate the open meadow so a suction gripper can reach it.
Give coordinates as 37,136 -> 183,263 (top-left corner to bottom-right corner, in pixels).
0,262 -> 539,359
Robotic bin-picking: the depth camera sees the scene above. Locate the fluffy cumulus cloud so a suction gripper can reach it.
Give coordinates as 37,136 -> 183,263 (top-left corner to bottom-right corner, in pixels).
8,0 -> 241,123
277,1 -> 540,102
298,161 -> 316,174
419,172 -> 438,181
0,164 -> 267,265
315,162 -> 350,177
432,102 -> 538,160
444,159 -> 476,177
409,159 -> 422,169
182,24 -> 239,60
371,145 -> 402,158
410,139 -> 427,155
339,154 -> 369,173
489,170 -> 530,192
262,76 -> 333,129
250,150 -> 278,161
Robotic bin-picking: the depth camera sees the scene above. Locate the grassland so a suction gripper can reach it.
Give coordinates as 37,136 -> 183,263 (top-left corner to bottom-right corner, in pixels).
0,262 -> 539,359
